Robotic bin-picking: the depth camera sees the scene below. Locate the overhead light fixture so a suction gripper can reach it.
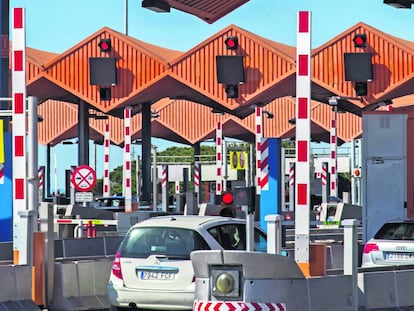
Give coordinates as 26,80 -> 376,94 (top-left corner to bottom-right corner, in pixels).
328,96 -> 339,106
263,110 -> 274,119
383,0 -> 412,8
151,111 -> 160,118
142,0 -> 171,13
89,111 -> 109,120
211,108 -> 224,114
288,118 -> 296,125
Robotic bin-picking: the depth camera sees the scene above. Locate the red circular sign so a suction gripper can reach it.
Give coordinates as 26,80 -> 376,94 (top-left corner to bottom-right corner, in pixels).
71,165 -> 97,192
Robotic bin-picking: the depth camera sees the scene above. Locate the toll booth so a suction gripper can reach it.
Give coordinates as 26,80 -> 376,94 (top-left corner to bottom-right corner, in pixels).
319,202 -> 362,228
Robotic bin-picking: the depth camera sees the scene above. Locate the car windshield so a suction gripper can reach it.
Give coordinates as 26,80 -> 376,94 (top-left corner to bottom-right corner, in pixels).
120,227 -> 210,259
374,222 -> 414,240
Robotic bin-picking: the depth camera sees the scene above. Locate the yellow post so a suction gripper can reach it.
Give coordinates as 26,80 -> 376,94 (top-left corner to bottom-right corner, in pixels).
297,262 -> 311,278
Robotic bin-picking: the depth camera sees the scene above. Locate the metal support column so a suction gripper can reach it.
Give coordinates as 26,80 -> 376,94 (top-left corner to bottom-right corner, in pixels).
78,100 -> 89,166
152,144 -> 158,211
27,96 -> 39,242
0,0 -> 9,121
141,103 -> 151,204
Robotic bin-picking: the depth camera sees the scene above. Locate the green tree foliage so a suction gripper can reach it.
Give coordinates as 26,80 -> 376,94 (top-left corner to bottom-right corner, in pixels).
93,145 -> 217,196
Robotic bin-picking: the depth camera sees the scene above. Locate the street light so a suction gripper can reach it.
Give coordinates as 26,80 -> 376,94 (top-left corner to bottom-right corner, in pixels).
384,0 -> 412,8
142,0 -> 171,12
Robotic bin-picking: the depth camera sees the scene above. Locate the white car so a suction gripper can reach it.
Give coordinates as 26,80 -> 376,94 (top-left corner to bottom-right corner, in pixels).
107,215 -> 267,310
361,219 -> 414,268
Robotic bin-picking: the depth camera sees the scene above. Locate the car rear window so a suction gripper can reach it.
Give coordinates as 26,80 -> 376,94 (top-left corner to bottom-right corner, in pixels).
374,222 -> 414,240
120,227 -> 210,258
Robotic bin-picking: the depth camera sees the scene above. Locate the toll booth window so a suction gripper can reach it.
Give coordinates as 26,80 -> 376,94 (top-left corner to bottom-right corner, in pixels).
327,206 -> 337,218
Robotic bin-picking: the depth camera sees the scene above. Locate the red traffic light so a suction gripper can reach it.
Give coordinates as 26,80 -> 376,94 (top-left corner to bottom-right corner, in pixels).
221,192 -> 234,205
225,36 -> 238,50
99,39 -> 112,52
353,168 -> 362,177
353,34 -> 367,48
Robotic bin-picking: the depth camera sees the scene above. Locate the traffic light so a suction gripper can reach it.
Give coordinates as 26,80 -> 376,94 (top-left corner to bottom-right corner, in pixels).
353,167 -> 362,178
98,39 -> 112,53
225,36 -> 238,50
220,191 -> 236,217
233,186 -> 256,213
354,81 -> 368,96
99,87 -> 111,101
225,84 -> 238,98
353,34 -> 367,48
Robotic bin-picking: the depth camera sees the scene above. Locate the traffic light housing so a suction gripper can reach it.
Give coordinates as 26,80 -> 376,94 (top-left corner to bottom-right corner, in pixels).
354,81 -> 368,96
233,186 -> 256,213
98,39 -> 112,53
225,84 -> 238,98
225,36 -> 238,50
220,191 -> 236,217
353,167 -> 362,178
99,87 -> 111,101
353,34 -> 367,48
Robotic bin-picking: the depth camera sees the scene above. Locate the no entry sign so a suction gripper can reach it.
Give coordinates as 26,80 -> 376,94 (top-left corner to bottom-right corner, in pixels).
71,165 -> 97,192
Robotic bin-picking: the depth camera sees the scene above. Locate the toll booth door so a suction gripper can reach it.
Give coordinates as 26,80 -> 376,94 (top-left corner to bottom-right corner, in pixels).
364,158 -> 406,242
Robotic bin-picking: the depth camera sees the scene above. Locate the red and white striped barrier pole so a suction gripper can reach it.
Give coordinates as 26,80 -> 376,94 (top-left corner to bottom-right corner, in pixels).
124,107 -> 132,212
193,301 -> 286,311
38,166 -> 44,190
260,138 -> 269,191
330,117 -> 338,198
289,162 -> 295,211
255,106 -> 263,195
161,164 -> 167,212
12,7 -> 28,265
38,166 -> 44,201
103,123 -> 111,197
215,121 -> 222,196
194,162 -> 200,194
294,10 -> 312,276
0,163 -> 4,184
322,161 -> 329,204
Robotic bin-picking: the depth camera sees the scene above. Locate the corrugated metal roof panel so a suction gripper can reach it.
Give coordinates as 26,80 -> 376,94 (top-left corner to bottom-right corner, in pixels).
170,25 -> 296,111
166,0 -> 249,24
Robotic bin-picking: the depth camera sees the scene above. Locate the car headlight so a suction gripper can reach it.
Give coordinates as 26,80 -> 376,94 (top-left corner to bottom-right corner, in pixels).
211,268 -> 240,298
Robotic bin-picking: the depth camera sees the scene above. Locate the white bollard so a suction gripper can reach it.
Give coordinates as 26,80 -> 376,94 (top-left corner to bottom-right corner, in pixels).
265,214 -> 284,254
342,218 -> 359,311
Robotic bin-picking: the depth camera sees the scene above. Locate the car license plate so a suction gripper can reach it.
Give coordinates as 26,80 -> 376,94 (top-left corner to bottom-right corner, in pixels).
386,252 -> 414,260
139,270 -> 176,280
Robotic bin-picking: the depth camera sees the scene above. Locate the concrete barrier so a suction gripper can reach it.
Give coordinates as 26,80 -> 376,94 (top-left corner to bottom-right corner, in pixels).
193,250 -> 356,310
359,269 -> 414,309
48,259 -> 112,311
0,265 -> 40,310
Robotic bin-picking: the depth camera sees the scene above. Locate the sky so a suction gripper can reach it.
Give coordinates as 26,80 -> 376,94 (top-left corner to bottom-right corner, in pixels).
8,0 -> 414,192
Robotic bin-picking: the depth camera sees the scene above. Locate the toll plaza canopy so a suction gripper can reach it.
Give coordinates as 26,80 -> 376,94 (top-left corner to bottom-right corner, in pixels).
21,21 -> 414,146
151,0 -> 250,24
